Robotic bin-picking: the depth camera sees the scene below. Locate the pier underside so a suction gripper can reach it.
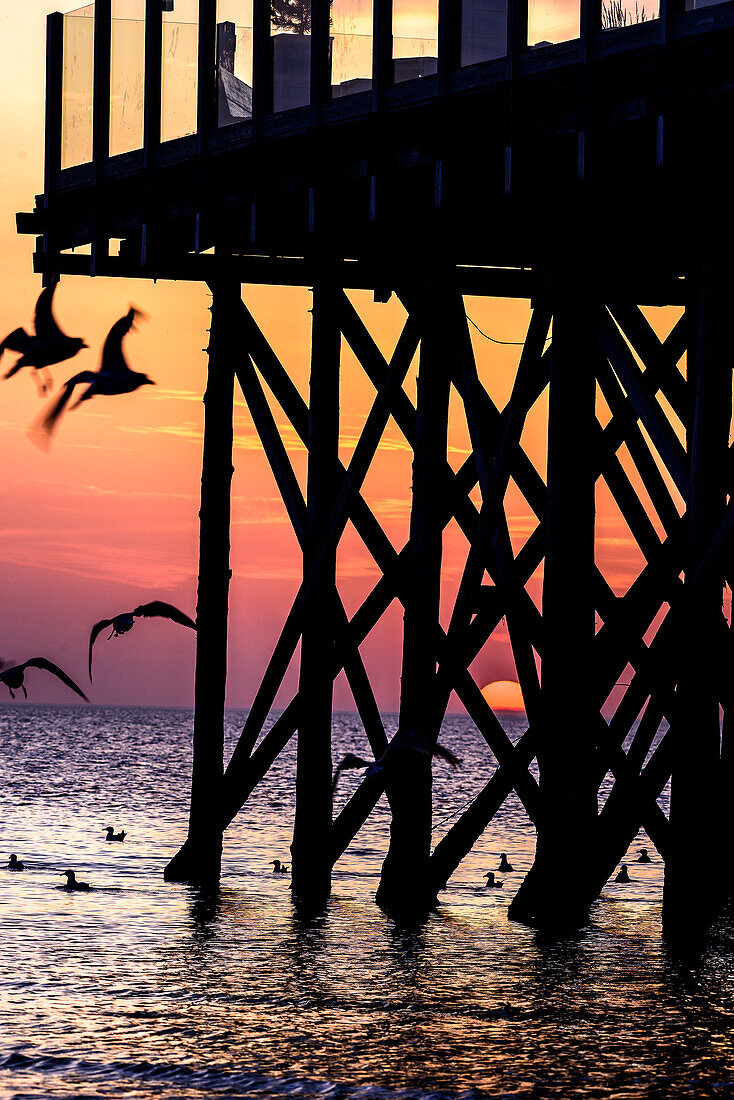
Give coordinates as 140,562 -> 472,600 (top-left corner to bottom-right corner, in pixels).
149,265 -> 734,932
18,0 -> 734,933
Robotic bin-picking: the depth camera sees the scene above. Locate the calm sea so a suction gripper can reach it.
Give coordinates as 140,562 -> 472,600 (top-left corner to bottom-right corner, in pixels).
0,706 -> 733,1100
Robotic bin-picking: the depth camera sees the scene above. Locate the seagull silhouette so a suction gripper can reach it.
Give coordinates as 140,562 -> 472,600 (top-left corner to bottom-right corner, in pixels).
30,307 -> 153,449
0,658 -> 89,701
1,276 -> 87,395
88,600 -> 196,680
58,869 -> 91,891
331,740 -> 461,795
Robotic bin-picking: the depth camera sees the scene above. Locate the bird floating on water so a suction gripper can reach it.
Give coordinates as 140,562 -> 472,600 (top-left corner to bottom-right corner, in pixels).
498,853 -> 514,873
88,601 -> 196,680
271,860 -> 289,874
0,657 -> 89,701
615,864 -> 631,883
7,854 -> 24,871
484,871 -> 503,888
105,826 -> 126,842
29,307 -> 153,450
636,848 -> 652,863
58,869 -> 91,891
1,276 -> 87,395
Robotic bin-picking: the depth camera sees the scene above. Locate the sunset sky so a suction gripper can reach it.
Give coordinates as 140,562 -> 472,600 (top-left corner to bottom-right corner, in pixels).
0,2 -> 680,709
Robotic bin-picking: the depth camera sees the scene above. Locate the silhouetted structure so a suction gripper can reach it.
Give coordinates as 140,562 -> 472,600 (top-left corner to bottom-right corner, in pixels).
18,0 -> 734,934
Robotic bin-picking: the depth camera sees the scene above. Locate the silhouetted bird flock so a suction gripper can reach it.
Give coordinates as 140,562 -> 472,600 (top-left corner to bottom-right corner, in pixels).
1,278 -> 154,450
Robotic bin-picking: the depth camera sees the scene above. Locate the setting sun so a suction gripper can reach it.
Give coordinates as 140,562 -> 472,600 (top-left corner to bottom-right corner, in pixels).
481,679 -> 525,712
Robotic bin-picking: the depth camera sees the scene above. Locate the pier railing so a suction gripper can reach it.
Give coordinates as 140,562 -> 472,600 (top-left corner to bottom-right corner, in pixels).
48,0 -> 727,175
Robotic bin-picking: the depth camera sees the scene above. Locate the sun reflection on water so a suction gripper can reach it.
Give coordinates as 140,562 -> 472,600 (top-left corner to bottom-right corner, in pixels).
1,706 -> 733,1098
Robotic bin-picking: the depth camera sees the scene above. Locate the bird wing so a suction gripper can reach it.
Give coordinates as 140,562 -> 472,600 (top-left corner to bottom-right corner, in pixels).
29,371 -> 98,450
432,743 -> 461,770
100,308 -> 142,376
1,328 -> 32,361
34,276 -> 64,340
331,752 -> 372,794
132,601 -> 196,629
20,658 -> 89,701
88,617 -> 116,680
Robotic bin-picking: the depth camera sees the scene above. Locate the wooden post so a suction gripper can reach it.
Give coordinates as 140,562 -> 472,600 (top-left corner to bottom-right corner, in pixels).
508,285 -> 600,928
142,0 -> 163,266
663,265 -> 732,937
290,278 -> 341,908
92,0 -> 111,272
43,13 -> 64,276
249,0 -> 272,244
375,278 -> 450,918
164,280 -> 236,883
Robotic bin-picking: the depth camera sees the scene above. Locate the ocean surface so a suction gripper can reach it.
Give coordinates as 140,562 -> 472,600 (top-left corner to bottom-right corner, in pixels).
1,706 -> 733,1100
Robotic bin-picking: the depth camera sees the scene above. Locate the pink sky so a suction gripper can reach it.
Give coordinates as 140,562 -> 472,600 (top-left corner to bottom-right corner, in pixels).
0,3 -> 678,709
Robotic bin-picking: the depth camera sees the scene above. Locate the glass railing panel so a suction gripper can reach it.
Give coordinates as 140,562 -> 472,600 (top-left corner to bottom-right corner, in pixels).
61,4 -> 95,168
331,0 -> 373,99
527,0 -> 579,46
393,0 -> 438,83
601,0 -> 658,25
271,1 -> 311,111
161,0 -> 199,141
110,0 -> 145,155
217,0 -> 253,125
461,0 -> 507,66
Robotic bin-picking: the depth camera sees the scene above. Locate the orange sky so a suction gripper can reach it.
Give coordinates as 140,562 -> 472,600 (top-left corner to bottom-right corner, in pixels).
0,3 -> 680,709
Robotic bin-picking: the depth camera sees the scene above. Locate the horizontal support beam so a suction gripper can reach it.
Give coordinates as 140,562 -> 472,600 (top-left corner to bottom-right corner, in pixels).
27,248 -> 691,306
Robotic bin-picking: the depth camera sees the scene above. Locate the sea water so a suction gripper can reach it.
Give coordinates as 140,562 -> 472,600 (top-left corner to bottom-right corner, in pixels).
1,706 -> 733,1099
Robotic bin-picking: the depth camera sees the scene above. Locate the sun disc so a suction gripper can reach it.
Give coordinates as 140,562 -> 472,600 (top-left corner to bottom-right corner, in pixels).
481,679 -> 525,712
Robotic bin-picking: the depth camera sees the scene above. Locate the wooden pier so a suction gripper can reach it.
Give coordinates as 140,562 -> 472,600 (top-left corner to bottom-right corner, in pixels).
18,0 -> 734,930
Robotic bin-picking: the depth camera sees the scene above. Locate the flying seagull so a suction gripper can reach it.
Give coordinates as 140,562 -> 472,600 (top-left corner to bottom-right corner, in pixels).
30,307 -> 153,449
0,658 -> 89,701
88,600 -> 197,680
331,740 -> 461,795
1,276 -> 87,395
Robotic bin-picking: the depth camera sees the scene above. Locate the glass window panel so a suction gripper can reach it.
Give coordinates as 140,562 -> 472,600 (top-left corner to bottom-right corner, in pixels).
685,0 -> 722,7
601,0 -> 658,25
527,0 -> 579,45
217,0 -> 253,125
110,0 -> 145,155
461,0 -> 507,66
62,5 -> 95,169
392,0 -> 438,83
161,0 -> 199,141
271,0 -> 311,111
331,0 -> 373,99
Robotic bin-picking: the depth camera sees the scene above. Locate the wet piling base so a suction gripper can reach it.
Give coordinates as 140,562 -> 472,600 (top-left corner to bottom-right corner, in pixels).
164,832 -> 223,886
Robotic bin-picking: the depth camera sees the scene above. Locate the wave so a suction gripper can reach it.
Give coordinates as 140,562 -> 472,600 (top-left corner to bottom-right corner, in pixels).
0,1050 -> 493,1100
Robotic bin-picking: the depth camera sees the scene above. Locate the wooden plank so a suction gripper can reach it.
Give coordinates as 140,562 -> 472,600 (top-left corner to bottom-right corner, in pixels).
44,14 -> 64,202
597,306 -> 690,500
291,279 -> 341,905
664,262 -> 732,935
376,278 -> 451,916
596,354 -> 681,538
607,304 -> 690,426
197,0 -> 217,144
232,347 -> 389,764
164,280 -> 236,883
508,291 -> 600,928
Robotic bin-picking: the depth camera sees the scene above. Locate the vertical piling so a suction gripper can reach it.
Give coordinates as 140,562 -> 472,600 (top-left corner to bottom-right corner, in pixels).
290,278 -> 341,908
375,280 -> 450,919
164,280 -> 236,884
508,286 -> 600,928
663,261 -> 732,937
